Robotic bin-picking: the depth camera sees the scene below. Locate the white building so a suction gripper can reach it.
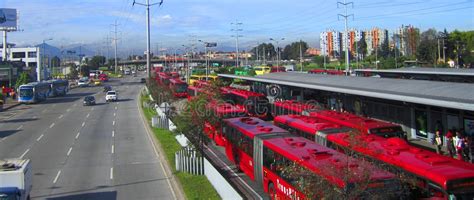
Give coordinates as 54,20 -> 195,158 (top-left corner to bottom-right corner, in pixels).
364,28 -> 389,56
320,30 -> 342,59
0,47 -> 50,81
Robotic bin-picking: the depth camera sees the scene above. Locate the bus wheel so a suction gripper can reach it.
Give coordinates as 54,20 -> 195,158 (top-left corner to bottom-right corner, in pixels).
268,183 -> 277,200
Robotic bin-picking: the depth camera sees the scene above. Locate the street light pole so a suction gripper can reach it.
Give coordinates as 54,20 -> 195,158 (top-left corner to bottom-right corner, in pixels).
133,0 -> 163,78
270,38 -> 284,68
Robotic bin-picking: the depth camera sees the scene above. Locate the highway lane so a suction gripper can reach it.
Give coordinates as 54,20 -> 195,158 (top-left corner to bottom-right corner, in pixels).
0,75 -> 176,200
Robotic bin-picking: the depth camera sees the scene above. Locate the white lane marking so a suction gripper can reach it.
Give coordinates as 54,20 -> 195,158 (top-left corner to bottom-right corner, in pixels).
67,147 -> 73,156
16,125 -> 23,130
36,134 -> 44,141
114,113 -> 116,117
75,132 -> 81,139
91,107 -> 95,111
20,149 -> 30,159
1,137 -> 6,142
112,131 -> 115,138
86,113 -> 90,118
66,108 -> 71,112
49,123 -> 55,128
58,114 -> 64,119
53,170 -> 62,183
115,106 -> 117,110
82,122 -> 85,127
73,103 -> 77,107
111,145 -> 115,154
113,121 -> 115,126
116,102 -> 119,105
110,167 -> 114,179
33,116 -> 38,119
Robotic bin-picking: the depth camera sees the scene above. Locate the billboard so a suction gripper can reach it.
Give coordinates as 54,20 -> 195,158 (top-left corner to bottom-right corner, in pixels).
0,8 -> 17,30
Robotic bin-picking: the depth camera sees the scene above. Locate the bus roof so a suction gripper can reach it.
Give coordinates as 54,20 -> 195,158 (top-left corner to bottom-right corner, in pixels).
227,88 -> 266,98
211,102 -> 246,116
223,117 -> 287,139
327,133 -> 474,190
263,135 -> 395,188
309,110 -> 402,134
274,100 -> 320,114
169,78 -> 186,84
275,115 -> 347,134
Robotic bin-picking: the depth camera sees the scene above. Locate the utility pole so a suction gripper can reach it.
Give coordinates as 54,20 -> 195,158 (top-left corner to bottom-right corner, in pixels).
133,0 -> 164,78
231,21 -> 243,67
299,40 -> 303,72
263,45 -> 266,65
2,31 -> 7,62
111,21 -> 120,74
338,0 -> 353,75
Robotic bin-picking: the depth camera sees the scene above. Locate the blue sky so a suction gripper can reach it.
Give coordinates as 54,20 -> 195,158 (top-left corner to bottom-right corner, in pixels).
2,0 -> 473,53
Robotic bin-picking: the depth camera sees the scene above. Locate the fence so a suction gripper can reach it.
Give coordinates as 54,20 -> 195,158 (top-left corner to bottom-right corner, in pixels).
175,146 -> 204,175
152,116 -> 169,130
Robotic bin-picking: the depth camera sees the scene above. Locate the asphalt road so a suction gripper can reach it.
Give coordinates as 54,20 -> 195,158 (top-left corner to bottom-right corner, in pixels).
0,74 -> 176,200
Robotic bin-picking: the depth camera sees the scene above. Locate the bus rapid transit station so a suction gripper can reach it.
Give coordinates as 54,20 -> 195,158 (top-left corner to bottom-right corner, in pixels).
218,72 -> 474,150
354,67 -> 474,83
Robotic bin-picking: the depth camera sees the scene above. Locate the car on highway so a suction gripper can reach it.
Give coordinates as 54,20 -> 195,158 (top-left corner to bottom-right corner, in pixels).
77,78 -> 89,87
93,80 -> 101,86
83,96 -> 96,106
105,91 -> 118,102
103,85 -> 112,93
141,78 -> 146,83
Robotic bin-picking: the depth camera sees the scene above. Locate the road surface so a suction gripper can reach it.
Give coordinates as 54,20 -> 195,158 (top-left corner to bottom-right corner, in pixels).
0,74 -> 177,200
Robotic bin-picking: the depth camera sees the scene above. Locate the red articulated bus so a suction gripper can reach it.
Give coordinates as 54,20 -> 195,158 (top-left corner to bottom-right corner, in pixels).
222,88 -> 270,119
221,117 -> 401,199
156,72 -> 171,86
308,69 -> 344,75
270,66 -> 286,73
203,102 -> 247,146
308,110 -> 405,138
272,100 -> 320,117
169,78 -> 188,98
274,114 -> 474,199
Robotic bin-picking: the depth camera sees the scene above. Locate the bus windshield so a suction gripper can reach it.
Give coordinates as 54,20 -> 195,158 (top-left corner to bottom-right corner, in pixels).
175,84 -> 187,93
20,88 -> 34,97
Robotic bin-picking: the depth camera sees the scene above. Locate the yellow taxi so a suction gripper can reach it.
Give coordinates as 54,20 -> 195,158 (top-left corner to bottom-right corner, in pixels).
254,66 -> 271,75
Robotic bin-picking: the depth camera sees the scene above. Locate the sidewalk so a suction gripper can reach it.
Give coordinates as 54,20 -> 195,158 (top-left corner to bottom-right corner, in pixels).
1,97 -> 21,112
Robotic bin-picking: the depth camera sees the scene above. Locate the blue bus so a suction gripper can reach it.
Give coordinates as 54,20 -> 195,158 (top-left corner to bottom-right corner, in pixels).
48,79 -> 69,97
18,82 -> 51,103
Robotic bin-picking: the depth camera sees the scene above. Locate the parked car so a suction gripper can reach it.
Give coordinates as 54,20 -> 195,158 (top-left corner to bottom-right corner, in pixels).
105,91 -> 118,102
83,96 -> 96,106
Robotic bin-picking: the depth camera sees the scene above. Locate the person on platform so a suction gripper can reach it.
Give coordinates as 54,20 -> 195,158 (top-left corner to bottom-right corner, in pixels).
446,129 -> 456,158
435,130 -> 443,154
455,131 -> 465,161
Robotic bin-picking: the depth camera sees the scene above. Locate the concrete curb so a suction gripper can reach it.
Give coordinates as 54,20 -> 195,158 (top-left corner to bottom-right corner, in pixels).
137,87 -> 186,200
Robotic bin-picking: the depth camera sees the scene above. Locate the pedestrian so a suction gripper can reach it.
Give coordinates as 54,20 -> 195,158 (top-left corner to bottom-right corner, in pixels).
455,131 -> 465,161
463,135 -> 471,162
446,129 -> 456,158
435,130 -> 443,154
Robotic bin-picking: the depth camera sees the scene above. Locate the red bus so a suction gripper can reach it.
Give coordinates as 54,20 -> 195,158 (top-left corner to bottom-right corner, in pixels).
221,117 -> 401,199
186,85 -> 201,101
270,66 -> 286,73
222,88 -> 270,119
169,78 -> 188,98
156,72 -> 171,86
274,114 -> 474,199
272,100 -> 320,117
308,110 -> 405,138
203,102 -> 246,146
308,69 -> 344,75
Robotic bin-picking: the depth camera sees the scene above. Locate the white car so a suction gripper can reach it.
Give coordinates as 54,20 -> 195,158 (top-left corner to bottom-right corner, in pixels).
78,79 -> 89,87
105,91 -> 118,102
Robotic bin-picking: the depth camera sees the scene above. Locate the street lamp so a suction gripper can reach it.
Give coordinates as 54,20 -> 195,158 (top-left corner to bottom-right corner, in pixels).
270,38 -> 285,68
41,38 -> 53,81
198,40 -> 210,80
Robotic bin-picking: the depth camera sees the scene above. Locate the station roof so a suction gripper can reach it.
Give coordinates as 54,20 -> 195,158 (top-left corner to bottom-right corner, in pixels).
218,73 -> 474,111
354,67 -> 474,76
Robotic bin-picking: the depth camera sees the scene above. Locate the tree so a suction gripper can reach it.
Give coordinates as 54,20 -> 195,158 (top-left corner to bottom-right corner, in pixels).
250,43 -> 276,61
51,56 -> 61,68
88,56 -> 107,70
417,28 -> 438,64
312,55 -> 326,68
15,72 -> 30,89
68,64 -> 79,79
281,41 -> 309,60
356,36 -> 368,60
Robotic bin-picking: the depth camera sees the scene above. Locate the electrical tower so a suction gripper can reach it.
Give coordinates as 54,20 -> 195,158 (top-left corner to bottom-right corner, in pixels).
231,21 -> 243,67
338,0 -> 353,75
